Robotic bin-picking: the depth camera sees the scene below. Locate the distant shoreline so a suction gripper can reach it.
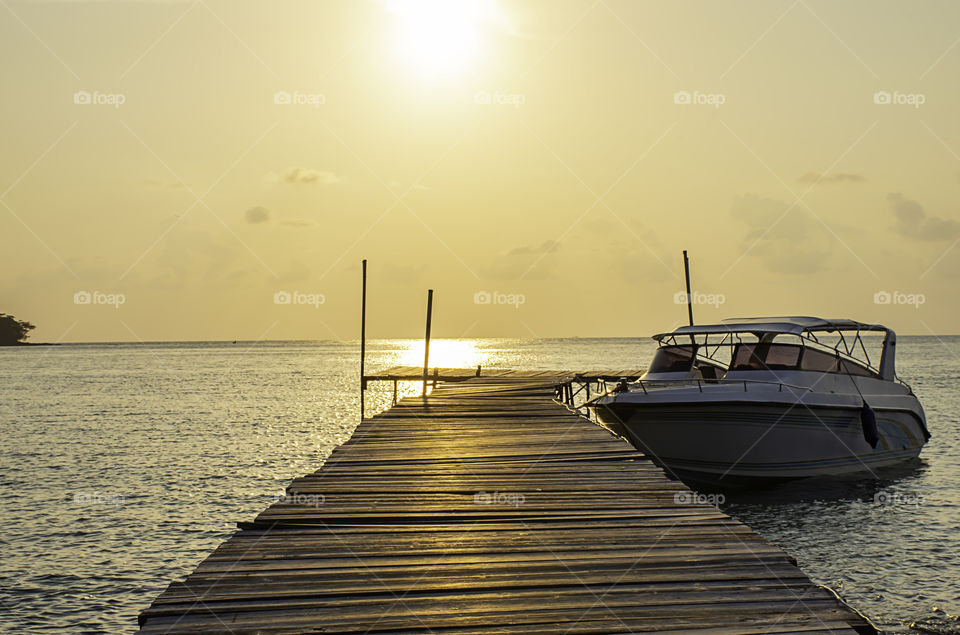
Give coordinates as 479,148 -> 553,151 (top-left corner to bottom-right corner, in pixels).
0,342 -> 58,347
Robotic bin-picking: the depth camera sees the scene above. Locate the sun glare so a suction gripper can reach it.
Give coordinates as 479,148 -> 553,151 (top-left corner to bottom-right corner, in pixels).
397,339 -> 486,369
385,0 -> 501,77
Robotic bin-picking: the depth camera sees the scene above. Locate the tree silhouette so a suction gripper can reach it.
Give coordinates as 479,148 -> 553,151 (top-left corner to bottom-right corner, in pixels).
0,314 -> 36,345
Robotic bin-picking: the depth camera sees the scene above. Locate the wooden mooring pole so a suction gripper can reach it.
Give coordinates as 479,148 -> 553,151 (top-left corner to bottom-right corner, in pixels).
359,259 -> 367,421
422,289 -> 433,396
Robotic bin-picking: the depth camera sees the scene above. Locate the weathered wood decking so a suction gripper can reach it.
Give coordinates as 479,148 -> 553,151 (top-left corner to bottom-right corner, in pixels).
138,372 -> 874,634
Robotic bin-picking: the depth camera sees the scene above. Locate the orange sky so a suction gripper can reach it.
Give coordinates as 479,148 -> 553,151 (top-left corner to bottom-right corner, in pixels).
2,0 -> 959,342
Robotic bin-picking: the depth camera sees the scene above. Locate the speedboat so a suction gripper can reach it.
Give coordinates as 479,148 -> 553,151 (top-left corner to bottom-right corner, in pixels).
588,317 -> 930,485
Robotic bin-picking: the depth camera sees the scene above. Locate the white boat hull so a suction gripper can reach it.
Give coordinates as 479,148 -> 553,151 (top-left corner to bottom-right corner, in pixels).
595,398 -> 927,483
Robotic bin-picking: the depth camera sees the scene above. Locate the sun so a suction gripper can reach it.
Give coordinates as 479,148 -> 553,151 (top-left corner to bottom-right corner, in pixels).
397,339 -> 487,369
385,0 -> 501,78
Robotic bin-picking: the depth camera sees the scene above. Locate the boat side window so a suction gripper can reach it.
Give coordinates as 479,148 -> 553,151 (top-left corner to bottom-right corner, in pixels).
763,344 -> 802,370
731,343 -> 801,370
729,341 -> 877,375
696,362 -> 723,380
649,345 -> 697,373
839,358 -> 876,377
799,348 -> 839,373
730,343 -> 762,370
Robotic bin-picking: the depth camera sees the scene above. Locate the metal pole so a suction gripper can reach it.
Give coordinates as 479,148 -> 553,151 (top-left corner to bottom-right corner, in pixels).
683,250 -> 694,327
360,259 -> 367,421
422,289 -> 433,396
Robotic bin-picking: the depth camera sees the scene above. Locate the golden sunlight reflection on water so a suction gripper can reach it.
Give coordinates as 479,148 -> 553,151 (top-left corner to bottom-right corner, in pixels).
394,338 -> 488,369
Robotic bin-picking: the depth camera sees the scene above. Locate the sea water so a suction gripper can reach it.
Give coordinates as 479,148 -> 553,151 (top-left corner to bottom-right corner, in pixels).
1,338 -> 958,633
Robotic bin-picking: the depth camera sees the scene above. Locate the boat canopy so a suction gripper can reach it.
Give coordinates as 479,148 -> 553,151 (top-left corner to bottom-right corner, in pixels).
652,316 -> 898,381
653,317 -> 890,340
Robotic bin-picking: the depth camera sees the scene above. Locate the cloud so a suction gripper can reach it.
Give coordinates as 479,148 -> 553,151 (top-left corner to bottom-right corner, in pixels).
888,193 -> 960,241
144,177 -> 185,189
797,172 -> 865,185
731,195 -> 833,274
507,240 -> 560,257
283,167 -> 341,185
277,260 -> 311,284
483,240 -> 561,279
244,206 -> 270,224
389,180 -> 430,192
381,263 -> 427,285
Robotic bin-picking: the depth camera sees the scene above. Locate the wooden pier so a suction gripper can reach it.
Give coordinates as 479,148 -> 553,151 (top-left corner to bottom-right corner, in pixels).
138,371 -> 875,634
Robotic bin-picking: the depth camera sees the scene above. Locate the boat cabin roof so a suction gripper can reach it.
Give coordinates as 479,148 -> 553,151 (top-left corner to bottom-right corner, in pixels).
653,316 -> 890,341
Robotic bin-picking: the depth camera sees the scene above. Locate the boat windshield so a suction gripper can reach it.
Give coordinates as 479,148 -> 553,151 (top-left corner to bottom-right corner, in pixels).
648,345 -> 697,373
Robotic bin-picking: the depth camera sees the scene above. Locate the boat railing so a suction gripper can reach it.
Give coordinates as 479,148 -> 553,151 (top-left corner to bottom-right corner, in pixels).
630,377 -> 816,395
894,375 -> 914,394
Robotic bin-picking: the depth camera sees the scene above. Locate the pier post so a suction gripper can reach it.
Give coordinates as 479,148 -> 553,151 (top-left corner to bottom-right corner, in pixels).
360,259 -> 367,421
422,289 -> 433,396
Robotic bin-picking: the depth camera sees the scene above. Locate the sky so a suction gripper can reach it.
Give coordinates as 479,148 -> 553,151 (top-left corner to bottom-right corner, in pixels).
2,0 -> 959,342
